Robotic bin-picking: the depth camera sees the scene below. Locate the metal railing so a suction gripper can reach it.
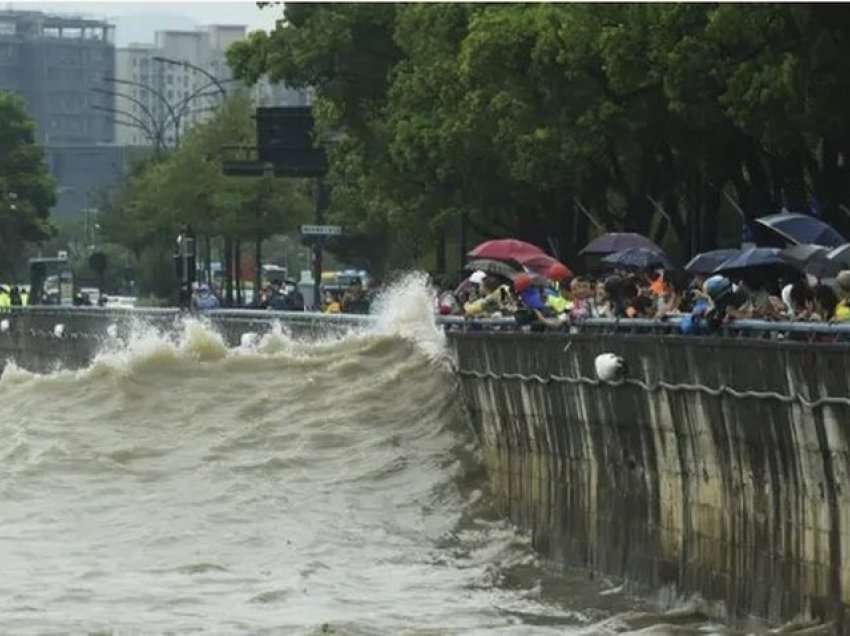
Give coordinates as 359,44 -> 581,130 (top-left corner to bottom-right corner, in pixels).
3,306 -> 850,341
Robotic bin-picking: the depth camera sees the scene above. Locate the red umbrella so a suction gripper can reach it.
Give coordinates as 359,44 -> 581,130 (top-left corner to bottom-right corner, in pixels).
468,239 -> 545,261
517,253 -> 572,279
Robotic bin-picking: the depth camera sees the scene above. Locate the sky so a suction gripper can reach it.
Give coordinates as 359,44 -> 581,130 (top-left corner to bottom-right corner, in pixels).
9,1 -> 280,45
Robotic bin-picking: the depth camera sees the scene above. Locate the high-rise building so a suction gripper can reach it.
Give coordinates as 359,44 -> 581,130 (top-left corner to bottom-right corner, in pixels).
0,10 -> 115,145
115,24 -> 309,148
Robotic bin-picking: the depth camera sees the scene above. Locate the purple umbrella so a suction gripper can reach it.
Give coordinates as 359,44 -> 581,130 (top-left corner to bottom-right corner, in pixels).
579,232 -> 661,256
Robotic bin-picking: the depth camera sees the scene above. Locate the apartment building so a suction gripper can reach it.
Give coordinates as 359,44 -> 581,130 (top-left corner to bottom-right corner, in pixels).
0,10 -> 115,145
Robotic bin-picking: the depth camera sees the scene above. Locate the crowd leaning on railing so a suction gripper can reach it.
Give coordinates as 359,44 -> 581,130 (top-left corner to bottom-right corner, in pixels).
434,217 -> 850,336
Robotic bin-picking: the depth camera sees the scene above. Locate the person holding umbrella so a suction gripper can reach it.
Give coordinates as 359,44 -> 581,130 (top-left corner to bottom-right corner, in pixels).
463,274 -> 516,318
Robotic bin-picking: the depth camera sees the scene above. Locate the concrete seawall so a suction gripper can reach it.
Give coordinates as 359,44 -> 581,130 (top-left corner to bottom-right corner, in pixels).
3,307 -> 850,629
451,330 -> 850,630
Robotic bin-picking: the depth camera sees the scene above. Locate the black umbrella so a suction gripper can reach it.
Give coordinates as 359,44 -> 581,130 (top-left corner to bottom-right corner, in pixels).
715,247 -> 783,271
827,244 -> 850,269
684,249 -> 741,275
779,244 -> 838,279
579,232 -> 661,256
714,246 -> 801,285
463,258 -> 522,279
754,213 -> 846,247
601,247 -> 673,270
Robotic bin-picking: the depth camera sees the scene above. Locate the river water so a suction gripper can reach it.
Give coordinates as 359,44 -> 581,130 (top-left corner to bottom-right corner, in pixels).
0,277 -> 818,635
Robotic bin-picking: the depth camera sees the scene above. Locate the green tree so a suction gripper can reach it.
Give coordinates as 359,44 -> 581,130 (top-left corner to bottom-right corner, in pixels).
100,94 -> 312,301
228,4 -> 850,274
0,91 -> 56,279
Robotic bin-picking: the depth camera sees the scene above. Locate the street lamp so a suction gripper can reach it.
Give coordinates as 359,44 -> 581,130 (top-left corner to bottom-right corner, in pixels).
152,56 -> 228,98
102,75 -> 182,146
174,225 -> 196,310
91,86 -> 166,151
91,103 -> 164,153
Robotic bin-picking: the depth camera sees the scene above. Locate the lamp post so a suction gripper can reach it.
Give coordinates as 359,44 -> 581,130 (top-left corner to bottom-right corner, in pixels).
152,56 -> 228,98
174,225 -> 196,310
91,102 -> 164,153
99,70 -> 235,151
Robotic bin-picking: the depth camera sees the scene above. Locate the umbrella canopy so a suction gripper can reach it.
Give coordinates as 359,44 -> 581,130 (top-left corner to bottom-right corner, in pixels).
579,232 -> 660,256
601,247 -> 673,270
467,239 -> 545,261
684,249 -> 742,274
512,272 -> 552,291
779,244 -> 838,279
715,247 -> 784,272
827,244 -> 850,268
463,258 -> 522,279
714,246 -> 801,285
515,253 -> 572,278
754,213 -> 846,248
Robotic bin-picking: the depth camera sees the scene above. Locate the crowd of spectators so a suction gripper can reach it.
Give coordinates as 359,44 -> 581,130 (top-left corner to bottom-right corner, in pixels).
434,263 -> 850,333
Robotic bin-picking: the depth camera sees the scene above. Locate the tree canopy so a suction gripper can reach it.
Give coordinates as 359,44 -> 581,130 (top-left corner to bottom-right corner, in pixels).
228,3 -> 850,273
0,91 -> 56,278
100,94 -> 312,299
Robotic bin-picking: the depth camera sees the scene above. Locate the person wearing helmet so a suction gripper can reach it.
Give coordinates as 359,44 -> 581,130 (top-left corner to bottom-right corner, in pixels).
680,275 -> 732,335
513,273 -> 562,329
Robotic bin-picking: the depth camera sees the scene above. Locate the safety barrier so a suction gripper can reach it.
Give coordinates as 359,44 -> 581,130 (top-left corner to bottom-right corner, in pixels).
2,305 -> 850,342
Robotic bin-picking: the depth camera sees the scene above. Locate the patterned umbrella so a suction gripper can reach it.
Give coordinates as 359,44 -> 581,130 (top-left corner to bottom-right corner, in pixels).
601,247 -> 673,270
463,258 -> 522,279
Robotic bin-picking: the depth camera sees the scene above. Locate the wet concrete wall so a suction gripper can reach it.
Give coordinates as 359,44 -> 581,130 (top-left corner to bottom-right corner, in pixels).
449,330 -> 850,630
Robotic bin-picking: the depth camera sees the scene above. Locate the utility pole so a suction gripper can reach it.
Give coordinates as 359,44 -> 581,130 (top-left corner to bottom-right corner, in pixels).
313,179 -> 330,311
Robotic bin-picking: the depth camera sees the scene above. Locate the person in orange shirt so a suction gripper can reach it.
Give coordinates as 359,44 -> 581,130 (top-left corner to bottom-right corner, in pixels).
649,270 -> 667,297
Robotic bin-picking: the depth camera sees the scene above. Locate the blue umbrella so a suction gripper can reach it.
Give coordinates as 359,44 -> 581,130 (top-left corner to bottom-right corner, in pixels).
579,232 -> 661,256
754,213 -> 846,248
684,249 -> 742,275
601,247 -> 673,270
